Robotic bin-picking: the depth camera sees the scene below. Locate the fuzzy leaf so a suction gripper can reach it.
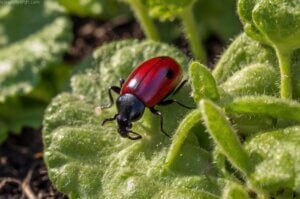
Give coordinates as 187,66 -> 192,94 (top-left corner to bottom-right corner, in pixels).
238,0 -> 300,99
200,99 -> 251,175
213,33 -> 277,84
238,0 -> 300,49
221,182 -> 249,199
143,0 -> 194,21
43,40 -> 222,198
245,126 -> 300,192
220,64 -> 279,97
227,95 -> 300,122
0,0 -> 72,102
213,33 -> 300,99
144,0 -> 242,42
212,33 -> 300,137
189,62 -> 219,102
164,109 -> 216,175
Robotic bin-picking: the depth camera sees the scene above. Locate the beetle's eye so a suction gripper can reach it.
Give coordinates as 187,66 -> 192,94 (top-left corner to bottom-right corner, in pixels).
166,69 -> 174,79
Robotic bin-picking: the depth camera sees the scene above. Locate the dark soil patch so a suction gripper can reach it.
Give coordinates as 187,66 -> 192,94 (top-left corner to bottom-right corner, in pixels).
0,128 -> 66,198
64,15 -> 145,63
0,15 -> 224,198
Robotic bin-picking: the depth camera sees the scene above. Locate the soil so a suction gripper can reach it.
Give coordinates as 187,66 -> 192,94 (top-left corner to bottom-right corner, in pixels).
0,128 -> 67,199
0,15 -> 224,198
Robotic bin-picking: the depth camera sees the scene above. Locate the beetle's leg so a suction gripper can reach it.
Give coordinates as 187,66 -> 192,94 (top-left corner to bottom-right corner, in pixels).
150,108 -> 170,138
102,114 -> 118,126
172,79 -> 188,96
127,130 -> 142,140
119,78 -> 125,87
101,86 -> 121,109
158,99 -> 194,109
160,80 -> 195,109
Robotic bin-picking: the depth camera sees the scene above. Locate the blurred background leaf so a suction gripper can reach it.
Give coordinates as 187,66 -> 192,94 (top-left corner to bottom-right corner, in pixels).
194,0 -> 241,41
57,0 -> 130,20
0,0 -> 72,143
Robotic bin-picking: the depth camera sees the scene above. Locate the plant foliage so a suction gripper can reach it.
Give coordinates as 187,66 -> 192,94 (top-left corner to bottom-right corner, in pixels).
43,0 -> 300,198
0,0 -> 72,143
42,40 -> 226,198
57,0 -> 129,19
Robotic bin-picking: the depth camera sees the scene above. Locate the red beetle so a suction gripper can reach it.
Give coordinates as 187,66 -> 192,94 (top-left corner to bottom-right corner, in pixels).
101,56 -> 192,140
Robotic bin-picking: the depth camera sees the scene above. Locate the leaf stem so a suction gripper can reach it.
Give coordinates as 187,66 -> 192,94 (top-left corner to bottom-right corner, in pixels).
126,0 -> 160,41
275,47 -> 293,99
180,6 -> 206,62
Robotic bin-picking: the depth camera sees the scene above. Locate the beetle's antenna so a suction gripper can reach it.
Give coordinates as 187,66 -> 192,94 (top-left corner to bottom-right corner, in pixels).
127,130 -> 142,140
102,114 -> 118,126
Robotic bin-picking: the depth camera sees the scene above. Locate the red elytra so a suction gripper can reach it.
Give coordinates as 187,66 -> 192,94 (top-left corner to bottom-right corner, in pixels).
121,56 -> 182,107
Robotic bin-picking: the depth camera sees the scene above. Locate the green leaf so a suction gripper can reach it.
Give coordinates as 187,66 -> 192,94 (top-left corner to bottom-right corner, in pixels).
57,0 -> 129,19
221,182 -> 249,199
0,63 -> 71,143
220,64 -> 279,97
200,99 -> 251,175
0,0 -> 72,102
228,114 -> 275,136
213,33 -> 300,99
245,126 -> 300,192
213,33 -> 277,84
238,0 -> 300,50
144,0 -> 194,21
153,176 -> 225,199
43,40 -> 222,198
227,95 -> 300,122
213,148 -> 236,180
189,62 -> 219,102
142,0 -> 206,61
142,0 -> 242,42
0,97 -> 44,134
164,110 -> 216,175
238,0 -> 300,99
0,0 -> 72,143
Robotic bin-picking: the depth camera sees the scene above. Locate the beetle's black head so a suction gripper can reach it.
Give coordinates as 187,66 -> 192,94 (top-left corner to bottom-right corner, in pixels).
116,93 -> 145,140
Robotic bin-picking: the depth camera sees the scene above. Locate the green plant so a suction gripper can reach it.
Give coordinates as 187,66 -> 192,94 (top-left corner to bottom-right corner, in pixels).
143,0 -> 205,61
43,40 -> 226,198
238,0 -> 300,99
42,0 -> 300,198
57,0 -> 129,19
42,36 -> 300,198
0,0 -> 72,143
123,0 -> 241,62
122,0 -> 161,41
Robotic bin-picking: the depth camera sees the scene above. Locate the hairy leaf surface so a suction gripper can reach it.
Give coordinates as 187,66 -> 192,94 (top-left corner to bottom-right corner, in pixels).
245,126 -> 300,192
43,40 -> 223,198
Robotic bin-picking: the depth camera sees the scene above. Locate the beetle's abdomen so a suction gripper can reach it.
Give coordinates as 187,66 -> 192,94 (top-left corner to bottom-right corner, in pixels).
121,56 -> 182,107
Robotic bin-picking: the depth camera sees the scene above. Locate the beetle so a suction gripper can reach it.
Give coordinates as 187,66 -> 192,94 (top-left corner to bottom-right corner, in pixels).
101,56 -> 193,140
